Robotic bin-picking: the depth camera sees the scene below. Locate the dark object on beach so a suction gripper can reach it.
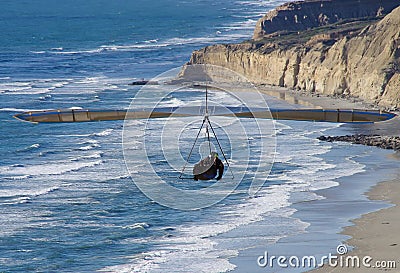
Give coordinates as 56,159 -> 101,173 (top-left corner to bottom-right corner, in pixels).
318,134 -> 400,151
193,152 -> 224,181
130,80 -> 159,85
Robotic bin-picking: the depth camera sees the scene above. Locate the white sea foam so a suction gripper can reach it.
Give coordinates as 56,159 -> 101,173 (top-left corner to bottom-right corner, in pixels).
82,152 -> 104,159
53,81 -> 69,88
24,0 -> 281,61
235,0 -> 286,8
76,76 -> 104,84
51,48 -> 106,55
158,98 -> 186,107
1,160 -> 103,177
1,196 -> 32,205
208,90 -> 243,106
0,79 -> 74,95
230,13 -> 265,19
108,119 -> 367,273
145,39 -> 158,43
88,33 -> 248,55
24,143 -> 40,151
48,76 -> 123,95
92,129 -> 114,137
70,152 -> 103,161
79,139 -> 99,144
102,186 -> 296,273
0,82 -> 33,93
2,175 -> 32,180
0,108 -> 37,112
114,174 -> 132,179
0,186 -> 59,199
221,19 -> 258,31
273,121 -> 365,193
122,223 -> 150,230
78,143 -> 101,151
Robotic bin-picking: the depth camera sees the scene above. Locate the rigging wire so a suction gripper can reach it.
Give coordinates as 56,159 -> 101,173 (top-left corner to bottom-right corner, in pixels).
178,64 -> 234,180
207,118 -> 235,179
178,117 -> 207,179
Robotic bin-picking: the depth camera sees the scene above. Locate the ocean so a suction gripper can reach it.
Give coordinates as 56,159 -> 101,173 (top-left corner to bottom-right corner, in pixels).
0,1 -> 396,272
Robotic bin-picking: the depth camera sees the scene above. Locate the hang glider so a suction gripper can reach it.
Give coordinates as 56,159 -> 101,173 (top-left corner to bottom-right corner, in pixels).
13,107 -> 396,124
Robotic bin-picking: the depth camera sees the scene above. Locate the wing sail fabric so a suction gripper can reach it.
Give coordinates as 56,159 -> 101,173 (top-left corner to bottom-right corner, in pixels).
14,107 -> 396,124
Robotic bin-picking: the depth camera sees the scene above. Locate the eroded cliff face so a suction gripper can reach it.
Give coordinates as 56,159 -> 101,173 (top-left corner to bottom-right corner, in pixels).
253,0 -> 399,40
188,5 -> 400,108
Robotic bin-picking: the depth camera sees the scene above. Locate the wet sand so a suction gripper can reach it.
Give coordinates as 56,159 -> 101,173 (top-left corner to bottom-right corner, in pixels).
256,84 -> 383,110
311,176 -> 400,272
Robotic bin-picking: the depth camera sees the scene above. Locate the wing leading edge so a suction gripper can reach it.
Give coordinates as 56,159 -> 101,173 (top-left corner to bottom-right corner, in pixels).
13,107 -> 396,124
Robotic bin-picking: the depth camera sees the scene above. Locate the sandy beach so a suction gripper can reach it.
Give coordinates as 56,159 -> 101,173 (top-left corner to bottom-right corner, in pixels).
257,84 -> 382,110
311,176 -> 400,272
258,84 -> 400,272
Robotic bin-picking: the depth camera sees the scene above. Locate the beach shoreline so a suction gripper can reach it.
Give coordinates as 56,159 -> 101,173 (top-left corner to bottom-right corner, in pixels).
256,84 -> 382,110
311,175 -> 400,272
257,84 -> 400,272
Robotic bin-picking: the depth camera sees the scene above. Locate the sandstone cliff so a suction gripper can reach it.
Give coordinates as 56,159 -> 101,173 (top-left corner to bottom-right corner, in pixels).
187,3 -> 400,108
253,0 -> 399,40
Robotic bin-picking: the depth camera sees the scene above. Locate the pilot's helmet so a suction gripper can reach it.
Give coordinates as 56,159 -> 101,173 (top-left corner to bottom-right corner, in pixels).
211,152 -> 218,158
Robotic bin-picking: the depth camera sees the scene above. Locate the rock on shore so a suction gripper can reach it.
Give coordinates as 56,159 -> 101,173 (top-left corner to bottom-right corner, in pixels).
318,134 -> 400,150
188,0 -> 400,109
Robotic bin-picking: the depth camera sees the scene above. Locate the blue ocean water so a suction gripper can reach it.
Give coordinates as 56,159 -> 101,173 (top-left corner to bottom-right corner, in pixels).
0,1 -> 396,272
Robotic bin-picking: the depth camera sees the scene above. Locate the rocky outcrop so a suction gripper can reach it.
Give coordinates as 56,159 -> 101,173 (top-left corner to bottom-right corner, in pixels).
253,0 -> 399,40
318,135 -> 400,150
187,4 -> 400,108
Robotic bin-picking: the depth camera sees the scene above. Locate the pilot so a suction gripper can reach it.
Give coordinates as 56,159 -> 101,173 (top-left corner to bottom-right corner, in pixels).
193,152 -> 224,181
